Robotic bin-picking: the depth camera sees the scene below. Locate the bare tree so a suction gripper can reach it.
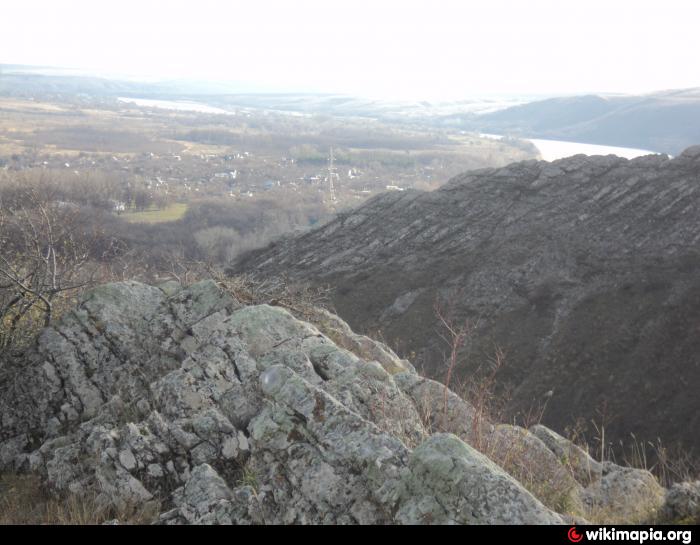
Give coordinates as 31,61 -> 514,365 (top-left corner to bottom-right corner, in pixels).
0,188 -> 105,352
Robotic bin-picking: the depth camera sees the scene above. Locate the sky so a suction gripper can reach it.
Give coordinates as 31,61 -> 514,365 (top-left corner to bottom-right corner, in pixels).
2,0 -> 699,100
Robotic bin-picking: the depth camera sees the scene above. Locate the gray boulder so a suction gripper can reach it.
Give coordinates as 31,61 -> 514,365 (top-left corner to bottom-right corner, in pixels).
662,481 -> 700,523
579,463 -> 665,524
0,280 -> 565,524
530,424 -> 603,486
395,434 -> 563,524
531,425 -> 665,523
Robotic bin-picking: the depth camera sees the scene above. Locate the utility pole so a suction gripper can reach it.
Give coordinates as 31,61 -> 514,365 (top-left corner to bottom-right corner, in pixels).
327,146 -> 339,204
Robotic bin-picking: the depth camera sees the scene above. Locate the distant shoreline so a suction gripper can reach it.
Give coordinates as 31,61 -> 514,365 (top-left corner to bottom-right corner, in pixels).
479,133 -> 662,161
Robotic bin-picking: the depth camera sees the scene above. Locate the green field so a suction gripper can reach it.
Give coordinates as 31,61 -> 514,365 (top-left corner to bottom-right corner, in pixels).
121,203 -> 188,224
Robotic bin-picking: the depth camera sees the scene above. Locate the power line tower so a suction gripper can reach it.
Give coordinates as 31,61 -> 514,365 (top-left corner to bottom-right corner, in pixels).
327,146 -> 339,204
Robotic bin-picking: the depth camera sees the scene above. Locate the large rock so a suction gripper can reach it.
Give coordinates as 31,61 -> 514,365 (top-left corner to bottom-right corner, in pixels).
661,481 -> 700,523
0,280 -> 569,525
579,463 -> 665,524
395,434 -> 563,524
485,424 -> 583,516
394,372 -> 490,444
530,425 -> 603,486
303,306 -> 415,376
531,425 -> 666,523
394,375 -> 583,516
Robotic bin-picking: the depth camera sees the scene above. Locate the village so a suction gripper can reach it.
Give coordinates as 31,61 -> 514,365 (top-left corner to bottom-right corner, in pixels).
0,93 -> 534,236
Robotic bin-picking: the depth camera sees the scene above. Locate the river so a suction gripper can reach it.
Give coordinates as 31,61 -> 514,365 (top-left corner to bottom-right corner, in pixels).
118,97 -> 235,115
480,133 -> 662,161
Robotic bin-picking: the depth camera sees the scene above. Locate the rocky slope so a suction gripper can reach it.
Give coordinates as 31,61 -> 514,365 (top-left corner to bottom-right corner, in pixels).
2,280 -> 692,524
233,147 -> 700,462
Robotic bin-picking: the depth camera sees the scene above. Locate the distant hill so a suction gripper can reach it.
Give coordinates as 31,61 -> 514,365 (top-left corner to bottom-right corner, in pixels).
452,90 -> 700,155
0,66 -> 260,101
0,67 -> 526,120
3,65 -> 699,155
234,147 -> 700,461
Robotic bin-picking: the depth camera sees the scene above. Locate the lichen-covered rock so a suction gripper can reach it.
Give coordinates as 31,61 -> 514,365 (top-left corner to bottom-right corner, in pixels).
393,379 -> 584,517
395,434 -> 563,524
171,464 -> 235,524
485,425 -> 584,516
0,280 -> 669,525
580,463 -> 665,524
394,373 -> 489,443
530,425 -> 603,486
661,481 -> 700,523
304,307 -> 415,375
530,424 -> 667,523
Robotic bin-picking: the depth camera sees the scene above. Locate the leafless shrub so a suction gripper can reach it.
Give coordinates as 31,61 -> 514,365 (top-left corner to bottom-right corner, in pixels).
0,186 -> 119,354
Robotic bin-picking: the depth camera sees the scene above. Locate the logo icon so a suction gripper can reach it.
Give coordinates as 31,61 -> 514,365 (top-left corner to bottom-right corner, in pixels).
568,527 -> 584,543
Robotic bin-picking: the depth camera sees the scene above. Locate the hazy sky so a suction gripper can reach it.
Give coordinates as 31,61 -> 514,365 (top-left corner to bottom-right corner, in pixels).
2,0 -> 699,99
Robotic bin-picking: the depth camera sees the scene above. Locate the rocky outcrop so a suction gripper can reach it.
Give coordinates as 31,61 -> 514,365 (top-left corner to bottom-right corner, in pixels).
394,434 -> 562,525
530,425 -> 603,487
662,481 -> 700,523
0,280 -> 675,524
579,463 -> 665,524
233,148 -> 700,462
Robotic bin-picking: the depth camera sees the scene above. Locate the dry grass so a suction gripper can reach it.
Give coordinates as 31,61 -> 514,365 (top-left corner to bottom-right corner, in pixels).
0,474 -> 158,525
567,419 -> 699,489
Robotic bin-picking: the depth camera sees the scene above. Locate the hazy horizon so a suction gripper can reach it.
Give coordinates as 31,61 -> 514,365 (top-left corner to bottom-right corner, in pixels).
3,0 -> 700,100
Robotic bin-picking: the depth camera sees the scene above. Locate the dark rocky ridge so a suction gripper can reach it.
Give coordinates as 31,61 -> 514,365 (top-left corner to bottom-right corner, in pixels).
233,147 -> 700,461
